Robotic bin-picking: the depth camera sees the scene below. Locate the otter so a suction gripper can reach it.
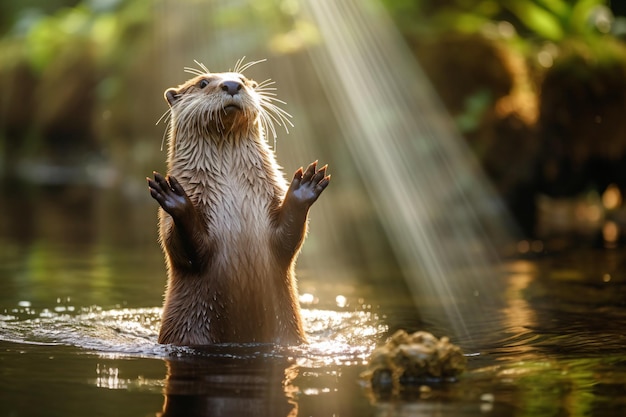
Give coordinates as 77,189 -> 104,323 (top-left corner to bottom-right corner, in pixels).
147,60 -> 330,346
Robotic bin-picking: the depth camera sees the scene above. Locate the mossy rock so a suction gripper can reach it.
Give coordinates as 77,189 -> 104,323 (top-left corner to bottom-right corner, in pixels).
362,330 -> 466,397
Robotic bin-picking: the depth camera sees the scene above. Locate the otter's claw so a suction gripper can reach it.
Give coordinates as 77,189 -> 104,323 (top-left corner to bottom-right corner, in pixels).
147,172 -> 193,218
288,161 -> 330,207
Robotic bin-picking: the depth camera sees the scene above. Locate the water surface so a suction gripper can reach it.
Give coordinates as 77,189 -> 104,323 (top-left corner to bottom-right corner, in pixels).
2,182 -> 626,416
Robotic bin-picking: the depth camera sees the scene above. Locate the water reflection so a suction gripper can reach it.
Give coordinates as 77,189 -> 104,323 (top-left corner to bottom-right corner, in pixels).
159,350 -> 298,417
94,363 -> 161,391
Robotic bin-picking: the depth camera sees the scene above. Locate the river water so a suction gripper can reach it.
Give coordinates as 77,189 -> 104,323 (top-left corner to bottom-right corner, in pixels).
1,179 -> 626,417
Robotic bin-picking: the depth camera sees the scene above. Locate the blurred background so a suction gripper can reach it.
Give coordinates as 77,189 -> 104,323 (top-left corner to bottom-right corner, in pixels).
2,0 -> 626,310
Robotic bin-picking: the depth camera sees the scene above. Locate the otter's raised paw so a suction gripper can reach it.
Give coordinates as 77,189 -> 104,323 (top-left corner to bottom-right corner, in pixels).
287,161 -> 330,206
147,172 -> 193,218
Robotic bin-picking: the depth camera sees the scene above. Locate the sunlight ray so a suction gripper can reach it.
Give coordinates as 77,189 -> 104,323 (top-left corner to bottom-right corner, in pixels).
304,0 -> 516,345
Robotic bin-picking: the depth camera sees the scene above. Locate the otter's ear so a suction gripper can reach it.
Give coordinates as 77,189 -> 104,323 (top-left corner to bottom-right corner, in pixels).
164,88 -> 180,107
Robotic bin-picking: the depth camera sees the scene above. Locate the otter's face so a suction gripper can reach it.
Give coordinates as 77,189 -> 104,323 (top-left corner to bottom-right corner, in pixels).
165,72 -> 261,137
163,60 -> 293,143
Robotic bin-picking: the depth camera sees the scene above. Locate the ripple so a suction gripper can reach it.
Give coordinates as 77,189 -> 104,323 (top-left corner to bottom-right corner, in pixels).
0,306 -> 164,356
0,305 -> 387,362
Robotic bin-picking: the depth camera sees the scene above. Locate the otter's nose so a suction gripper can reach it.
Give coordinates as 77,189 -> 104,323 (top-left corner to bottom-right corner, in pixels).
221,80 -> 243,96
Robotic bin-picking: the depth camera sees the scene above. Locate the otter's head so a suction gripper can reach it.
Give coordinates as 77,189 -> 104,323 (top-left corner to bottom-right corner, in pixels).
163,59 -> 292,143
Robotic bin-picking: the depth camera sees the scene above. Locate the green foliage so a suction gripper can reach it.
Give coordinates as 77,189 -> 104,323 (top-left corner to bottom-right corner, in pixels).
382,0 -> 613,42
24,6 -> 94,72
504,0 -> 566,40
455,89 -> 493,133
502,0 -> 608,41
0,0 -> 151,74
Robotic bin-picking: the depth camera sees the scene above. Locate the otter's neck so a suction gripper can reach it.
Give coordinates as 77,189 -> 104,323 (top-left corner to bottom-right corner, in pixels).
166,128 -> 286,205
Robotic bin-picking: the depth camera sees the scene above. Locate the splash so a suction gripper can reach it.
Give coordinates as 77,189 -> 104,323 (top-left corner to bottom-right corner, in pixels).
302,0 -> 515,345
0,304 -> 384,362
0,306 -> 165,356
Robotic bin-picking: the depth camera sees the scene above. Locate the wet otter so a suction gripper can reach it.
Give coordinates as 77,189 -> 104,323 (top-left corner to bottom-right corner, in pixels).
147,60 -> 330,346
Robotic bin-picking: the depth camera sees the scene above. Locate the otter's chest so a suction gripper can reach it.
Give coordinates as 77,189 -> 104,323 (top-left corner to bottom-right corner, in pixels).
191,168 -> 278,283
170,140 -> 286,256
203,173 -> 273,236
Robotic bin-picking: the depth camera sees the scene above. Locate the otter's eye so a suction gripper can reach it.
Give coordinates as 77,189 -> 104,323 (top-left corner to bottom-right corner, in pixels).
249,81 -> 258,89
198,79 -> 210,89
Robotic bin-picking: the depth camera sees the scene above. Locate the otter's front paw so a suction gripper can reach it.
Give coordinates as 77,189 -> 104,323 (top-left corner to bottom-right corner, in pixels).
287,161 -> 330,206
147,172 -> 193,218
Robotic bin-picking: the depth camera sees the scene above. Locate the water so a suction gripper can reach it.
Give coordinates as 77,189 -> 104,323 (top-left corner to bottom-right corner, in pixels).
2,183 -> 626,416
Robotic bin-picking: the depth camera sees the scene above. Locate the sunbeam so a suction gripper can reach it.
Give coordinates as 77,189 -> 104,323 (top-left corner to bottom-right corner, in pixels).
303,0 -> 517,346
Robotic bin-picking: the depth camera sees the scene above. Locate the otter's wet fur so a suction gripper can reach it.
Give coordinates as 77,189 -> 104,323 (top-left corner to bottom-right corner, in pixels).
148,59 -> 330,346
